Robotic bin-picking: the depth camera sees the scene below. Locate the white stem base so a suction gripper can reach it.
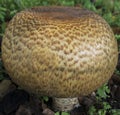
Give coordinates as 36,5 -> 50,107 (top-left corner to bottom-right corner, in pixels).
52,97 -> 79,112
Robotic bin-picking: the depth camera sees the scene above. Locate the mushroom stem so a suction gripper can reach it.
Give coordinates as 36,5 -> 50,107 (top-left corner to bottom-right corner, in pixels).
52,97 -> 79,112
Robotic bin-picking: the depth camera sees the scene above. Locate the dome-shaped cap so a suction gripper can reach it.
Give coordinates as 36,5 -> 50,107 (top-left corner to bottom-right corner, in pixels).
2,6 -> 118,97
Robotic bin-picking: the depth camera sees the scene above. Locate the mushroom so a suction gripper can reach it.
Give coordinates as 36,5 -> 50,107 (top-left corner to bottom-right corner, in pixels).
2,6 -> 118,112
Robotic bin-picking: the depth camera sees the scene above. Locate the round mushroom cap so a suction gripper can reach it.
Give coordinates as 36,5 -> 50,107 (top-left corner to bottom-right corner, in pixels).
2,7 -> 118,98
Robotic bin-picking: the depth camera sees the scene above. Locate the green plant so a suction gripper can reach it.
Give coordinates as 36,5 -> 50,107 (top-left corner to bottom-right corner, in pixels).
98,102 -> 111,115
88,83 -> 120,115
42,96 -> 49,102
0,22 -> 7,36
38,96 -> 49,103
115,34 -> 120,40
96,83 -> 110,100
88,83 -> 111,115
111,109 -> 120,115
58,0 -> 74,6
0,59 -> 8,81
88,102 -> 111,115
116,70 -> 120,75
0,7 -> 7,22
88,106 -> 97,115
55,112 -> 70,115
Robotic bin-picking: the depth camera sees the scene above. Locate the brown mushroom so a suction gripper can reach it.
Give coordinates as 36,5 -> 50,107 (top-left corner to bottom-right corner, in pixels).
2,6 -> 118,111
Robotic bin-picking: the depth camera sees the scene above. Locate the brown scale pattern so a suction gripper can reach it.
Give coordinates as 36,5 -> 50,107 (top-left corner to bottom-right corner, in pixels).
2,6 -> 118,97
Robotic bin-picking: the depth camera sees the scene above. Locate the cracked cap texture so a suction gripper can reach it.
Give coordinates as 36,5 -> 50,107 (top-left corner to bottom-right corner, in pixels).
2,6 -> 118,97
